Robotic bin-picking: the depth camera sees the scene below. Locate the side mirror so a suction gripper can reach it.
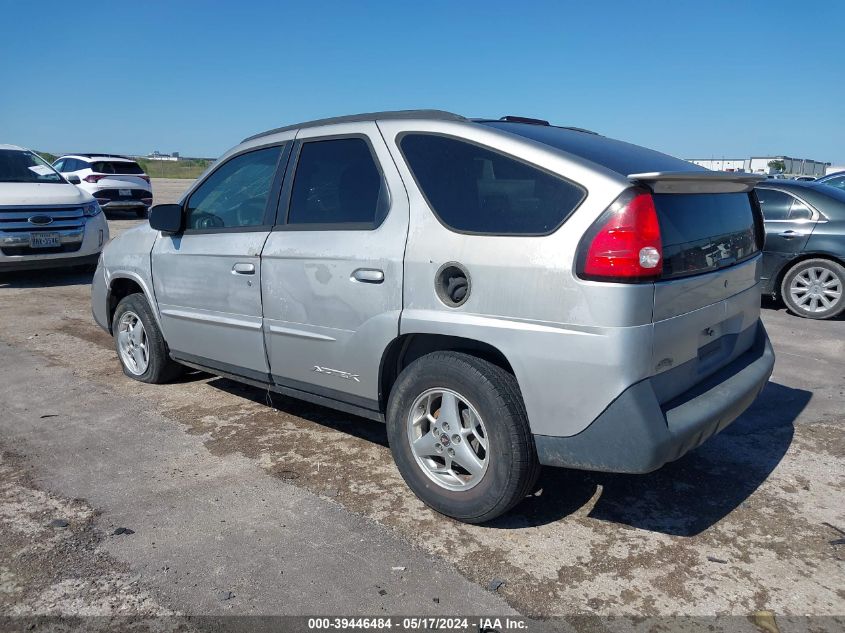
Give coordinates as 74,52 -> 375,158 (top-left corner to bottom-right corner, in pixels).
149,204 -> 183,233
66,174 -> 81,185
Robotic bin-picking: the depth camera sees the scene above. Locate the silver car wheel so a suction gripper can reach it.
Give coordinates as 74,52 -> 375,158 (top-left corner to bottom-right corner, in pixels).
116,311 -> 149,375
406,388 -> 489,491
789,266 -> 843,314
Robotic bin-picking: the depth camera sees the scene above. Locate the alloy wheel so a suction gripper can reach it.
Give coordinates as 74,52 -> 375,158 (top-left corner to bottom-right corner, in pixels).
406,388 -> 489,491
116,311 -> 149,375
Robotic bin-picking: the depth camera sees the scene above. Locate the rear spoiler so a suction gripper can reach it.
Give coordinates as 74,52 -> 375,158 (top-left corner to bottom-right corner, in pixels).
628,171 -> 766,194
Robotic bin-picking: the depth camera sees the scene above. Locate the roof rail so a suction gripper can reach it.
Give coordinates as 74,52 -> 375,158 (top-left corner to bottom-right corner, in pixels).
500,115 -> 550,126
558,126 -> 599,135
471,117 -> 601,136
243,109 -> 467,142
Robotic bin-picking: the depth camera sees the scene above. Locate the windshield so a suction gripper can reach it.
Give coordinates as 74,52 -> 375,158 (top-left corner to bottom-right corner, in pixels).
0,149 -> 64,184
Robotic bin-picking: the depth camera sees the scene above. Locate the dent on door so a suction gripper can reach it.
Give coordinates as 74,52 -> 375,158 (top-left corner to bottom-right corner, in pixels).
260,123 -> 409,406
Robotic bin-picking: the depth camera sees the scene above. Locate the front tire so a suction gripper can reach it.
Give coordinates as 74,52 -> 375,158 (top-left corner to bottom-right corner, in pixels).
781,258 -> 845,320
386,352 -> 539,523
112,293 -> 183,383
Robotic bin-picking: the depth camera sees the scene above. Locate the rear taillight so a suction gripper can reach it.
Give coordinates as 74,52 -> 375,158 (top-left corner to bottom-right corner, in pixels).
139,175 -> 150,183
577,188 -> 663,282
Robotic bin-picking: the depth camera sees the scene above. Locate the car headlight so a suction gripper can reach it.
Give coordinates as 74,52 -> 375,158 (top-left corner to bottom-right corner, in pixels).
83,201 -> 102,217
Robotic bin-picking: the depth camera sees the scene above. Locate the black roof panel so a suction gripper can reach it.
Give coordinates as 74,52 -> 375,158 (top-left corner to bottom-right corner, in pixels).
480,121 -> 701,176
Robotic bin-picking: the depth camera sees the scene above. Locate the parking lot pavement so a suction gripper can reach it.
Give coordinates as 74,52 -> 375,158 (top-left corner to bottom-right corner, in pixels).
0,216 -> 842,620
0,341 -> 513,618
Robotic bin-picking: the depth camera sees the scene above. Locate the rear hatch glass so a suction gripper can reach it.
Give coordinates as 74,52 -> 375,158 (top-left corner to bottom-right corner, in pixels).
650,192 -> 764,401
654,192 -> 761,280
92,161 -> 144,175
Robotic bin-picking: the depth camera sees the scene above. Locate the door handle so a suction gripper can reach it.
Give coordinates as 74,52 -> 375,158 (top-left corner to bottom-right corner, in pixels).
778,230 -> 801,239
351,268 -> 384,284
232,262 -> 256,275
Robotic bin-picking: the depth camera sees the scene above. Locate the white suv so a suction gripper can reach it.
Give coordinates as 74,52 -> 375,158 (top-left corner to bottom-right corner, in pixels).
54,154 -> 153,217
0,145 -> 108,272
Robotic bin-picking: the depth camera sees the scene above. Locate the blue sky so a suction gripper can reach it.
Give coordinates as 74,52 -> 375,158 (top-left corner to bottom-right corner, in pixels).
1,1 -> 843,163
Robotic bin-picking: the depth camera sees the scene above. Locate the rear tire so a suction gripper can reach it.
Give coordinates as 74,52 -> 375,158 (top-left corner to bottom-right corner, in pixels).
386,352 -> 539,523
112,293 -> 183,383
136,208 -> 149,219
781,258 -> 845,320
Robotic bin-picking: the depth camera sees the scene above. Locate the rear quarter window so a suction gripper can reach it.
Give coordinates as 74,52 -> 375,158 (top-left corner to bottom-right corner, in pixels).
399,133 -> 585,235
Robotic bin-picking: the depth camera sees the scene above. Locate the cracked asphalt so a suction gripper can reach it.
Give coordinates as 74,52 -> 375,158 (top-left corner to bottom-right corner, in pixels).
0,179 -> 842,628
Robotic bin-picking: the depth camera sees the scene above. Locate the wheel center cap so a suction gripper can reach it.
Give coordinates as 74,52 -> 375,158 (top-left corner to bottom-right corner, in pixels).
440,434 -> 450,446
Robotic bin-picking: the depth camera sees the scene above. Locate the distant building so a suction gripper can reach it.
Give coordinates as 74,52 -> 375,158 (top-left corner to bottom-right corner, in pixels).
146,151 -> 179,162
687,158 -> 746,172
746,156 -> 828,177
687,156 -> 829,177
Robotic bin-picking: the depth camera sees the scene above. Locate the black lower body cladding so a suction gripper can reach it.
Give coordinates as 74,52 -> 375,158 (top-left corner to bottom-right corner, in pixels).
535,322 -> 775,473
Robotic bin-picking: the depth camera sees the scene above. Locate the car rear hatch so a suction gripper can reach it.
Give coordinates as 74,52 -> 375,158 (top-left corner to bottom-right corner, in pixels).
90,160 -> 150,189
629,171 -> 766,403
96,174 -> 149,188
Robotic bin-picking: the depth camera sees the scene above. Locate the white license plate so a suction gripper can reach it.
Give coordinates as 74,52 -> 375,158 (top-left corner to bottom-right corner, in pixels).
119,189 -> 132,197
30,232 -> 61,248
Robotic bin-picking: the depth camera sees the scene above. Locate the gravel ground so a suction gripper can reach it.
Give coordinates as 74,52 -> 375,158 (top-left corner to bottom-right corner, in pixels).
0,178 -> 842,629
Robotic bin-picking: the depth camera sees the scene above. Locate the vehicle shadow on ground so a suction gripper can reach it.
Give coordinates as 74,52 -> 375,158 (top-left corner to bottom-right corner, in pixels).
210,374 -> 809,537
499,381 -> 809,536
0,268 -> 95,289
207,377 -> 391,448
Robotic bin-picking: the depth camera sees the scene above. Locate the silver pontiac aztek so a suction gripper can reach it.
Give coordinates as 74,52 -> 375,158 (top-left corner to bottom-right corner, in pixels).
92,111 -> 775,523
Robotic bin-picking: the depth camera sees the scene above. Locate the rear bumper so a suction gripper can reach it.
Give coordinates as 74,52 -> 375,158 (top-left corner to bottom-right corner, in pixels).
534,321 -> 775,473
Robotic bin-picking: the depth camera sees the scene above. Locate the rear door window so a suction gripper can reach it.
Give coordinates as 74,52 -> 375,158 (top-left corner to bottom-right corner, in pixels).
287,138 -> 387,228
788,198 -> 813,221
756,189 -> 792,220
652,193 -> 760,279
399,133 -> 585,235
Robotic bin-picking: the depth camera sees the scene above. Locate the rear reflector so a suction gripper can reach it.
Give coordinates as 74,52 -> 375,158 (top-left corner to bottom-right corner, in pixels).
577,188 -> 663,282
